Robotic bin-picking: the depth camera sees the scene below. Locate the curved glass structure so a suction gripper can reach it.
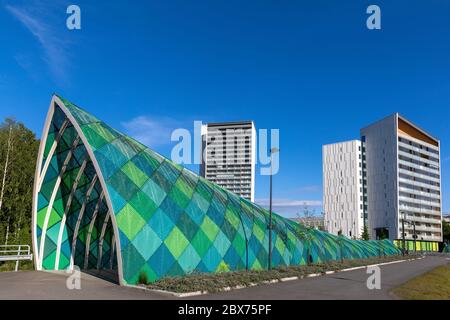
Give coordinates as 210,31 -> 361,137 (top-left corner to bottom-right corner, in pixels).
32,95 -> 400,285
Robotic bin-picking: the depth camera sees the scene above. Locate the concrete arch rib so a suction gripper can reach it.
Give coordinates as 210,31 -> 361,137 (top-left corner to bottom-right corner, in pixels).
32,95 -> 124,285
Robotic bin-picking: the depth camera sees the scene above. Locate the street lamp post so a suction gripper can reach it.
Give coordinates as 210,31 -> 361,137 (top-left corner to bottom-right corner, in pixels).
401,211 -> 406,256
412,221 -> 417,253
268,147 -> 279,271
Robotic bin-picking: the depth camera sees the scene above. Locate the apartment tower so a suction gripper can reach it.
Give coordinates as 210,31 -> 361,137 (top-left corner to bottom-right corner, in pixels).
200,121 -> 256,201
361,114 -> 442,244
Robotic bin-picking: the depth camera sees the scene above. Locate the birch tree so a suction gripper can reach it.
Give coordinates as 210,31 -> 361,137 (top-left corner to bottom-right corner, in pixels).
0,123 -> 12,245
0,118 -> 39,246
0,125 -> 12,217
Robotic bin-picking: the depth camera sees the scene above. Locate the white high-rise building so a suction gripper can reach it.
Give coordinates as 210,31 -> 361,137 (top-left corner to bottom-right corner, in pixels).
323,113 -> 443,247
323,140 -> 365,239
200,121 -> 256,201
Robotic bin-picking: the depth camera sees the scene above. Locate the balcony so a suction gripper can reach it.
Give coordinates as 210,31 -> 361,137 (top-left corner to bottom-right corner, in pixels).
398,186 -> 440,201
398,159 -> 440,176
398,141 -> 440,160
399,195 -> 440,208
403,224 -> 442,233
398,135 -> 440,152
399,168 -> 440,184
407,215 -> 442,225
399,204 -> 441,216
398,177 -> 440,192
398,150 -> 440,168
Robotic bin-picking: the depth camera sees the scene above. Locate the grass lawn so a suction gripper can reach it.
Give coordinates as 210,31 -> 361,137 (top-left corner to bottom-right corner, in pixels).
392,263 -> 450,300
143,254 -> 414,293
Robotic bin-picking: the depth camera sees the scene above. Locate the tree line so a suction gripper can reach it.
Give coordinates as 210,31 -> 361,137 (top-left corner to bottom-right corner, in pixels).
0,118 -> 39,247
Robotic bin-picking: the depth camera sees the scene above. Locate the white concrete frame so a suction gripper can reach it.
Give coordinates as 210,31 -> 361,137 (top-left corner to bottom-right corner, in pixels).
32,95 -> 125,285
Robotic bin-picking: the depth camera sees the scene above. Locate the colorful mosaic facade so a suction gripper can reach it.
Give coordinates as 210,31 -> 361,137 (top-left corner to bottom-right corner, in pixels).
393,240 -> 440,252
33,95 -> 400,285
443,244 -> 450,253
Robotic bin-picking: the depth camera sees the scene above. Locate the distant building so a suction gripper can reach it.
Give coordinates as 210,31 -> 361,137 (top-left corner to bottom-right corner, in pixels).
292,216 -> 325,230
323,113 -> 443,249
200,121 -> 256,201
443,214 -> 450,224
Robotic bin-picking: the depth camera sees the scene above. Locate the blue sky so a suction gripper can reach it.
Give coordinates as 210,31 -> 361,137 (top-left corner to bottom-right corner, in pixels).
0,0 -> 449,217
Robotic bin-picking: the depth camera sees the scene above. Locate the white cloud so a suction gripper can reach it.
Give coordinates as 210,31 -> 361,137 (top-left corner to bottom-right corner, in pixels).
121,115 -> 181,148
6,2 -> 71,83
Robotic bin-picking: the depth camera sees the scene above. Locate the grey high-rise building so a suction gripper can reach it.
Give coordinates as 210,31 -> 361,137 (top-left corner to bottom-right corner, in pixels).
200,121 -> 256,201
361,114 -> 442,243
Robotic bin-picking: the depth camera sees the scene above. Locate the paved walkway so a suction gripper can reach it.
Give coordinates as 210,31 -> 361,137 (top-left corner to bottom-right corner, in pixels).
0,270 -> 170,300
190,256 -> 449,300
0,256 -> 447,300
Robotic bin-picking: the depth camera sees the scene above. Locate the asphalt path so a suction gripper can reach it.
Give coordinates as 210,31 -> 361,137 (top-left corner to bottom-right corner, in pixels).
0,256 -> 447,300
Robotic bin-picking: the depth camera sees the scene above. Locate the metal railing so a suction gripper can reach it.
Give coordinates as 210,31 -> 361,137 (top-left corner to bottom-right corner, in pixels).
0,245 -> 33,271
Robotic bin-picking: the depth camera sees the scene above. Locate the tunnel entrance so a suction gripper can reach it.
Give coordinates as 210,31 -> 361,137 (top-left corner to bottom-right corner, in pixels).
33,103 -> 119,282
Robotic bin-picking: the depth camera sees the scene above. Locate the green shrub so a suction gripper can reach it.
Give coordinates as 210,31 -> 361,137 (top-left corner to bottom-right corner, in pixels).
216,261 -> 230,273
138,271 -> 149,285
145,254 -> 412,293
